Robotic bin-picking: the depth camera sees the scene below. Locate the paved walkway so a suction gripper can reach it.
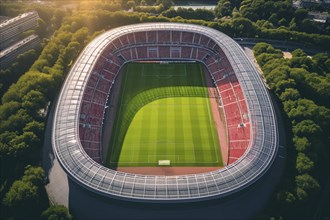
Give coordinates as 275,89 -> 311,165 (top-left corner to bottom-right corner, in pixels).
42,99 -> 69,207
45,159 -> 69,206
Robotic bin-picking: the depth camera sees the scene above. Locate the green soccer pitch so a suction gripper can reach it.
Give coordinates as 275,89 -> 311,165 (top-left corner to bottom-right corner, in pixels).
106,62 -> 222,167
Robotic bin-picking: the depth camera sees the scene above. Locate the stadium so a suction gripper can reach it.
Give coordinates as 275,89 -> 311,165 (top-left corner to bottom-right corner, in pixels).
52,23 -> 279,202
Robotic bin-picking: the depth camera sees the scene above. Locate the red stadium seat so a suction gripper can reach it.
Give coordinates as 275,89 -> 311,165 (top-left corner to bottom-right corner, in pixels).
134,32 -> 147,44
146,31 -> 157,43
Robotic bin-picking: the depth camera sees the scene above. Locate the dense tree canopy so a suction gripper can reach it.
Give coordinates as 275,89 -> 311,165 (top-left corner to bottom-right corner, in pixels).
161,7 -> 215,21
41,205 -> 72,220
296,152 -> 314,173
3,166 -> 48,219
253,42 -> 329,219
3,180 -> 38,208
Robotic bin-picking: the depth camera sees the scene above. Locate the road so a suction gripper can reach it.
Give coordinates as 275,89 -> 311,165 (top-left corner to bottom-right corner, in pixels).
235,38 -> 329,55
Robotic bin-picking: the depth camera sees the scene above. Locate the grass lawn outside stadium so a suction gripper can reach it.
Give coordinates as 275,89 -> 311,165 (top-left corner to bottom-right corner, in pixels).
106,62 -> 222,167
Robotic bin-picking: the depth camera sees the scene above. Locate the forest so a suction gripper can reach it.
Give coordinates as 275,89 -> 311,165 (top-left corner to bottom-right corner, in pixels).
0,0 -> 329,219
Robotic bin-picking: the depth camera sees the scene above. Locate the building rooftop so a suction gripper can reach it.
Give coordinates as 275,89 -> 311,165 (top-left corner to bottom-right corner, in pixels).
0,11 -> 38,29
0,34 -> 38,58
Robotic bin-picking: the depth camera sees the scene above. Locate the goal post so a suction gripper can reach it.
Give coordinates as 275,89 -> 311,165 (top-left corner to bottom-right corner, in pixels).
148,154 -> 180,164
158,160 -> 170,166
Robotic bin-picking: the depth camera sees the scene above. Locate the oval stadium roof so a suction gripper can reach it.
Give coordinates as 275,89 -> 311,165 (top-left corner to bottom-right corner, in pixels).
52,23 -> 279,202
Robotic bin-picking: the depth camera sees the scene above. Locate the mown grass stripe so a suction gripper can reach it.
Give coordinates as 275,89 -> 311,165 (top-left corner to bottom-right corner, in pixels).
137,104 -> 151,165
166,97 -> 174,161
156,98 -> 167,162
173,97 -> 185,164
187,97 -> 204,165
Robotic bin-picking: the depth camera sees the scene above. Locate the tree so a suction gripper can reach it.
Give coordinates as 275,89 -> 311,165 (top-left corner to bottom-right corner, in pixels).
3,165 -> 47,219
312,53 -> 330,74
0,49 -> 38,98
22,165 -> 45,186
285,99 -> 330,127
295,173 -> 320,192
2,71 -> 54,104
41,205 -> 72,220
262,58 -> 289,75
36,18 -> 47,37
291,49 -> 307,58
295,187 -> 308,201
289,67 -> 308,83
0,131 -> 17,158
215,0 -> 232,18
3,180 -> 39,208
253,42 -> 282,57
278,18 -> 287,26
127,0 -> 136,9
62,41 -> 81,66
294,8 -> 308,22
23,121 -> 45,139
264,66 -> 290,90
229,7 -> 240,19
0,109 -> 33,133
300,19 -> 318,33
289,18 -> 297,31
279,88 -> 300,101
0,101 -> 21,121
240,6 -> 257,21
275,79 -> 296,95
232,17 -> 256,37
157,0 -> 173,10
290,57 -> 314,71
256,20 -> 274,29
277,190 -> 296,204
72,27 -> 89,45
293,136 -> 311,152
292,120 -> 322,137
296,153 -> 314,173
8,131 -> 40,158
268,13 -> 278,25
22,90 -> 46,114
140,0 -> 146,6
161,8 -> 215,21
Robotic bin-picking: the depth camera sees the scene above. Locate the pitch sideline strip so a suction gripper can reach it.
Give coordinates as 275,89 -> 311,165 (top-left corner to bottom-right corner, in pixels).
198,64 -> 220,164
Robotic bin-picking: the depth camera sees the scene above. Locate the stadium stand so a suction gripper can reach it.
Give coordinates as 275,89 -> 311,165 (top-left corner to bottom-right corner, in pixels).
53,23 -> 278,202
146,31 -> 157,43
78,29 -> 251,164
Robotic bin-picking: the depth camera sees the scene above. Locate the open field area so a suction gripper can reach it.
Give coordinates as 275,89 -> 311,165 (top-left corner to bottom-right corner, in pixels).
107,63 -> 222,167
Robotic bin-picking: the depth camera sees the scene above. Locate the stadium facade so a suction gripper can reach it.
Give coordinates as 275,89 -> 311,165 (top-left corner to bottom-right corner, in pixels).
52,23 -> 279,202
